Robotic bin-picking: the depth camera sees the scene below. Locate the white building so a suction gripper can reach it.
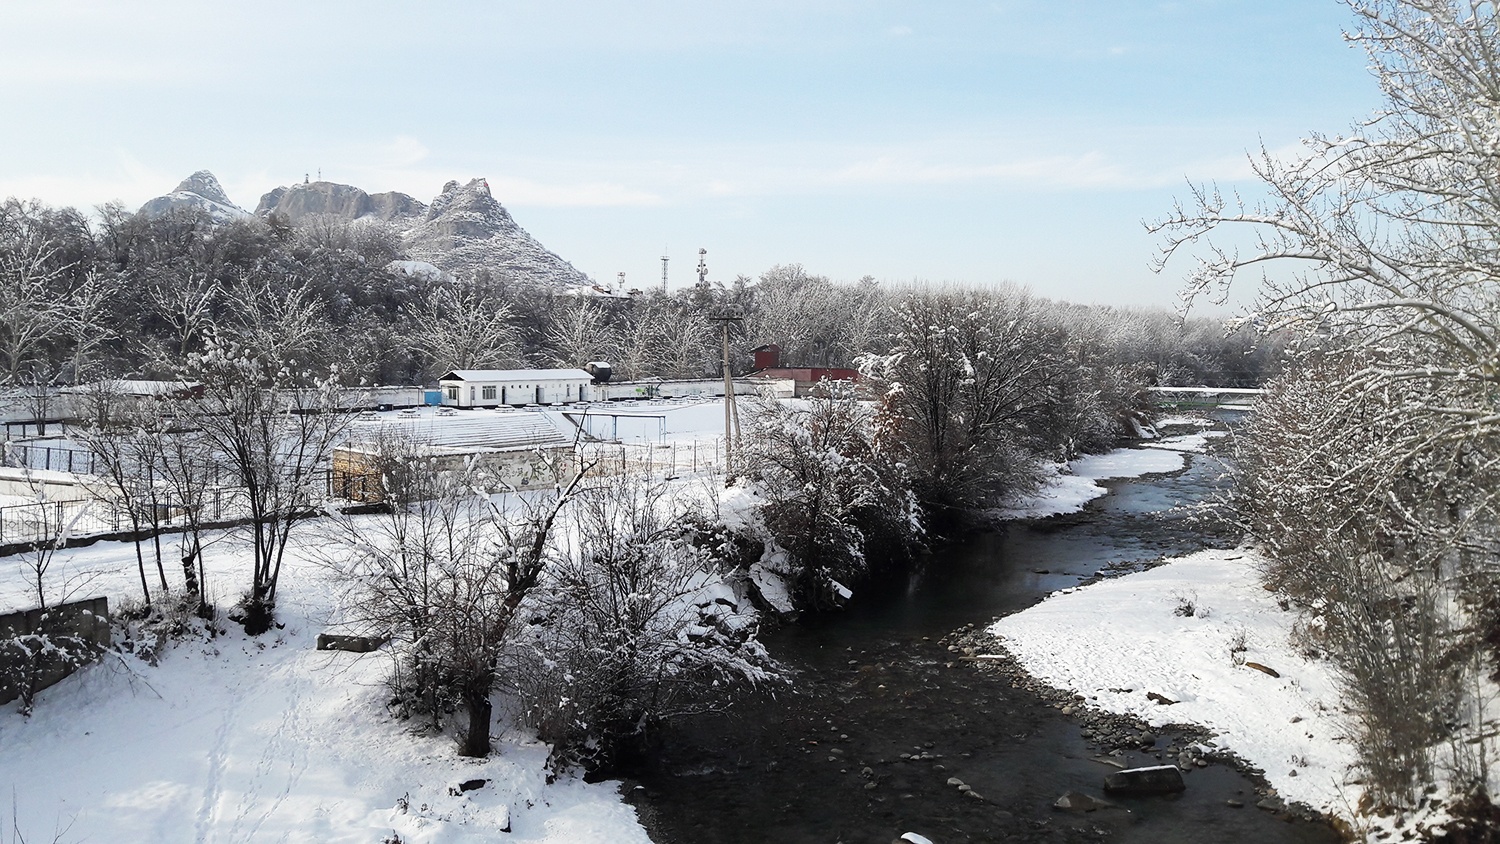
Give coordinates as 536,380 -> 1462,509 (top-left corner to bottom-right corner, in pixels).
437,369 -> 594,408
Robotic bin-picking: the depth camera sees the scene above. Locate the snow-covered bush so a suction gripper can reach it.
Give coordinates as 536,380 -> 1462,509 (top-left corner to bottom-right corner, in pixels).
738,382 -> 922,611
517,473 -> 783,772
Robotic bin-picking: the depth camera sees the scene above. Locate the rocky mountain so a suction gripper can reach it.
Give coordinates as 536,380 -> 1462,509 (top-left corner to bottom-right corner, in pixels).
401,178 -> 589,287
254,180 -> 426,225
142,171 -> 591,288
138,171 -> 250,221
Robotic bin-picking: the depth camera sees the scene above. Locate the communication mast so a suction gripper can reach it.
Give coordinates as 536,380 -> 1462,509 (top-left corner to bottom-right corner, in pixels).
661,249 -> 669,294
696,248 -> 709,288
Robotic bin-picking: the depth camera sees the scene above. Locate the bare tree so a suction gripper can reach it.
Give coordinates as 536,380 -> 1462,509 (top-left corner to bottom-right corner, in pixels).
405,282 -> 521,374
152,421 -> 220,614
1152,0 -> 1500,817
323,437 -> 589,757
144,265 -> 221,361
188,282 -> 349,633
70,381 -> 164,608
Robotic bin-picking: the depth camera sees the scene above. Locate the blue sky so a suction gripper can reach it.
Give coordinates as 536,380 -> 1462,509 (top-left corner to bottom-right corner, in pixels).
0,1 -> 1379,307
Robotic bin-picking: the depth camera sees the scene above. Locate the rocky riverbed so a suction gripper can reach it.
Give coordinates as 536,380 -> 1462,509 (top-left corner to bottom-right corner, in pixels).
944,624 -> 1328,824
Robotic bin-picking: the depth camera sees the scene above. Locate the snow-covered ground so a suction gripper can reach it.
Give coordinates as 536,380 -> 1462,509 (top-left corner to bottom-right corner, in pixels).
992,427 -> 1222,520
988,547 -> 1359,821
2,408 -> 1284,843
0,529 -> 653,844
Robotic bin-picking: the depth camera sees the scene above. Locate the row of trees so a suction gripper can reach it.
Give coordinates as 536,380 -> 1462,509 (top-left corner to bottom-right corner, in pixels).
0,195 -> 1273,392
1155,0 -> 1500,826
733,281 -> 1182,610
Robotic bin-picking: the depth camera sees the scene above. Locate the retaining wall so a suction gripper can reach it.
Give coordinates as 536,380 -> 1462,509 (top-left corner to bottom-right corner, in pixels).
0,597 -> 110,705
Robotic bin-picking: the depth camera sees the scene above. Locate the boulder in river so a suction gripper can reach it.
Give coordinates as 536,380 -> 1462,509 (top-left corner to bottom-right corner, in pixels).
1103,764 -> 1187,795
1054,791 -> 1115,812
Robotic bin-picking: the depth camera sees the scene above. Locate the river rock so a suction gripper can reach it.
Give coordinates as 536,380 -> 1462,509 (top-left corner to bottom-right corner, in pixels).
1103,765 -> 1187,795
1054,791 -> 1112,812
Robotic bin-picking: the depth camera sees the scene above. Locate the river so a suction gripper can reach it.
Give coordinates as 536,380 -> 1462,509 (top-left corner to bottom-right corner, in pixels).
627,419 -> 1342,844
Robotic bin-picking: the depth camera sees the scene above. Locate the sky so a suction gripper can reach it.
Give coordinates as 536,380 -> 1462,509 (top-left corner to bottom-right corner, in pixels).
0,1 -> 1381,308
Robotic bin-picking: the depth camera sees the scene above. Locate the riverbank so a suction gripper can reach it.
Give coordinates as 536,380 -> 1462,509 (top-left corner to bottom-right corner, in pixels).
982,546 -> 1385,837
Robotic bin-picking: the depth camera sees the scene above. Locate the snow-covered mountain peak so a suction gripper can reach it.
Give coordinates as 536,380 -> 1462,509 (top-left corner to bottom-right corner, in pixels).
139,170 -> 250,221
404,177 -> 586,286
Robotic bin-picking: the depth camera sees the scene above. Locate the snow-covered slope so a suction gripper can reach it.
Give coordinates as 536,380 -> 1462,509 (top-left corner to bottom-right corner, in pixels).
138,171 -> 250,222
0,530 -> 652,844
989,548 -> 1361,826
403,178 -> 590,287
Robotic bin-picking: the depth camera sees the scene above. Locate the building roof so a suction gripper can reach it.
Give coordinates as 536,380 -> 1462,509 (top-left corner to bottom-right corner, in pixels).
344,410 -> 572,451
438,368 -> 593,382
61,379 -> 202,396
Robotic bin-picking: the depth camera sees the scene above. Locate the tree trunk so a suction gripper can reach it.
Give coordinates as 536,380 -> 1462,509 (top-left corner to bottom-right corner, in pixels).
460,691 -> 493,758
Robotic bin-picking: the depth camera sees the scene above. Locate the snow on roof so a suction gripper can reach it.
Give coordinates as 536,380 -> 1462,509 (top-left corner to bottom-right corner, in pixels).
344,410 -> 572,451
438,368 -> 593,382
60,379 -> 201,396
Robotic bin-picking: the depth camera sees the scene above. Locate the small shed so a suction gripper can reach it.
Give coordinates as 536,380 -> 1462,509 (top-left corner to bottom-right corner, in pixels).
437,369 -> 593,408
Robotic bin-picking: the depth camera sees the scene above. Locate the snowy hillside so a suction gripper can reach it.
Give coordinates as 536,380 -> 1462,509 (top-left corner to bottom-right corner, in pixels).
138,171 -> 250,222
0,528 -> 653,844
402,178 -> 590,287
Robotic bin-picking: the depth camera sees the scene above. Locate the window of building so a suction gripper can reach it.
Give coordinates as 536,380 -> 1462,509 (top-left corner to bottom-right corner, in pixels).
446,386 -> 458,400
482,386 -> 496,400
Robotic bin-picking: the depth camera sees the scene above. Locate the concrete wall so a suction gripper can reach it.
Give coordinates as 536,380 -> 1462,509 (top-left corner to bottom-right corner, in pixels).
0,597 -> 110,705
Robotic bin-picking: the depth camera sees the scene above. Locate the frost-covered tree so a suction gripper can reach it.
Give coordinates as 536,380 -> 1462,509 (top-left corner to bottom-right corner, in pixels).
188,283 -> 350,634
542,299 -> 617,369
523,473 -> 781,771
861,286 -> 1068,525
740,381 -> 921,610
405,282 -> 522,376
1153,0 -> 1500,815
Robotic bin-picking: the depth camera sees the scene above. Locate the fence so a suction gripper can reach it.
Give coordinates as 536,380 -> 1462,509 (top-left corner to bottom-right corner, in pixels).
0,439 -> 725,547
580,439 -> 730,478
4,441 -> 100,475
0,485 -> 257,548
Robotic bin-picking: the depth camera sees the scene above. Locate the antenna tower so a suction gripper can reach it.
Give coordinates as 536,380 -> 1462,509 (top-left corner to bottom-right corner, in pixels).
661,249 -> 669,294
696,248 -> 709,287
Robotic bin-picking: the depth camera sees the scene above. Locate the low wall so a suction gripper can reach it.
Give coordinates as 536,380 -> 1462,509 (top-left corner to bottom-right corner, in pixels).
0,597 -> 110,705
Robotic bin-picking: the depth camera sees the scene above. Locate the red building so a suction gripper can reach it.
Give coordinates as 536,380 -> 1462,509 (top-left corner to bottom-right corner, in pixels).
746,344 -> 859,397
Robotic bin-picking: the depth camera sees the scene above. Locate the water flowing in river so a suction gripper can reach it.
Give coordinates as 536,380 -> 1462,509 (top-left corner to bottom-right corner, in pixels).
629,420 -> 1340,844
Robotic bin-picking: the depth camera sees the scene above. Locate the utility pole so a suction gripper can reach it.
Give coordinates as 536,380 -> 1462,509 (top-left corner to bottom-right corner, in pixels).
709,313 -> 743,477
